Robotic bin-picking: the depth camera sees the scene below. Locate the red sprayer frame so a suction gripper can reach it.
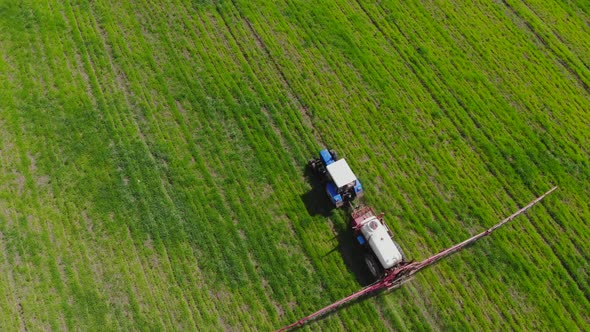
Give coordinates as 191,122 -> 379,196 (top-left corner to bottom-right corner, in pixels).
277,187 -> 557,332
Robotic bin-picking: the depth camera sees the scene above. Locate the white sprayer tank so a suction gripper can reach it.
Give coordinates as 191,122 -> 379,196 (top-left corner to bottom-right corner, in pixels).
360,217 -> 404,269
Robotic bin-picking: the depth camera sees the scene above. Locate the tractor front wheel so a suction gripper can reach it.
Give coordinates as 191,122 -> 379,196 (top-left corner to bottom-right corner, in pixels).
329,149 -> 338,161
308,159 -> 318,173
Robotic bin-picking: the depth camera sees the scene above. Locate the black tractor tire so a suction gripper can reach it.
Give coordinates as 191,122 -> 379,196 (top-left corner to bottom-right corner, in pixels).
364,253 -> 383,279
329,149 -> 338,161
394,241 -> 407,262
308,159 -> 318,174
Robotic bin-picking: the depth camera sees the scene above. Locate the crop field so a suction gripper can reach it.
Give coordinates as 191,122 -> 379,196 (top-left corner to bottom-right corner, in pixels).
0,0 -> 589,330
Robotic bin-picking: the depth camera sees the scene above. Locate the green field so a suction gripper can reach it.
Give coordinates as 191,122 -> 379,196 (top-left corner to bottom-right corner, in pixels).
0,0 -> 589,330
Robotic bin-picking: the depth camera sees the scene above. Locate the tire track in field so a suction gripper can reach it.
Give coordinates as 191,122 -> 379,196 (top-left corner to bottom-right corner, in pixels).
143,0 -> 272,314
444,0 -> 584,274
183,3 -> 336,324
205,1 -> 316,168
527,0 -> 590,71
4,11 -> 74,329
355,1 -> 521,233
29,3 -> 92,329
211,1 -> 372,321
276,0 -> 470,239
63,3 -> 175,327
409,2 -> 590,308
360,0 -> 590,315
352,0 -> 589,326
330,0 -> 462,179
209,5 -> 324,321
107,1 -> 281,327
257,0 -> 421,197
520,0 -> 590,71
327,9 -> 467,323
0,232 -> 27,331
275,0 -> 405,197
0,40 -> 30,331
419,1 -> 589,166
269,0 -> 388,165
137,5 -> 266,325
7,110 -> 44,331
85,7 -> 201,327
213,3 -> 316,165
62,4 -> 140,324
500,0 -> 590,93
432,2 -> 584,158
53,4 -> 149,329
423,2 -> 589,159
442,1 -> 590,319
84,4 -> 210,327
225,0 -> 327,147
115,13 -> 224,326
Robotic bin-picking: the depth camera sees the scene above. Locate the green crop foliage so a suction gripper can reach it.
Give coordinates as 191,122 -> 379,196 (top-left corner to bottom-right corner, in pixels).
0,0 -> 588,330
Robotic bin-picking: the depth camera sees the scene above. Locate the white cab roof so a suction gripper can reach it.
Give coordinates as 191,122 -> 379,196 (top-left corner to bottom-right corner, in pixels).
326,159 -> 358,189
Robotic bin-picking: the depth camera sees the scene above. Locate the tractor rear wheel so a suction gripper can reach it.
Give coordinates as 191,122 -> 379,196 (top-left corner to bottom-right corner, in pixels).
364,254 -> 383,279
394,241 -> 406,261
308,159 -> 318,174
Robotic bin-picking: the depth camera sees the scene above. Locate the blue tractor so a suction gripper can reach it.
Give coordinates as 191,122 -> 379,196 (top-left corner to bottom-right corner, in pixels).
308,149 -> 364,208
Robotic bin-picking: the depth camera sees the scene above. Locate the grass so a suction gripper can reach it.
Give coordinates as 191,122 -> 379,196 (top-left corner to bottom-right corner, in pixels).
0,0 -> 588,330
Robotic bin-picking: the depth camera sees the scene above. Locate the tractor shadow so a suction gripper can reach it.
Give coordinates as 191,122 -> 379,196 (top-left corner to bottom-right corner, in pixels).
300,165 -> 334,218
324,223 -> 375,287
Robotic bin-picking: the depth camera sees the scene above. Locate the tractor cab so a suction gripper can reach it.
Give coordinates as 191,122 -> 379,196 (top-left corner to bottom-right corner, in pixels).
309,149 -> 364,208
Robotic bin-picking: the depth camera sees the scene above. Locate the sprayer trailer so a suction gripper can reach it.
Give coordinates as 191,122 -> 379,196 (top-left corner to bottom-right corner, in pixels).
352,206 -> 405,278
308,149 -> 364,208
